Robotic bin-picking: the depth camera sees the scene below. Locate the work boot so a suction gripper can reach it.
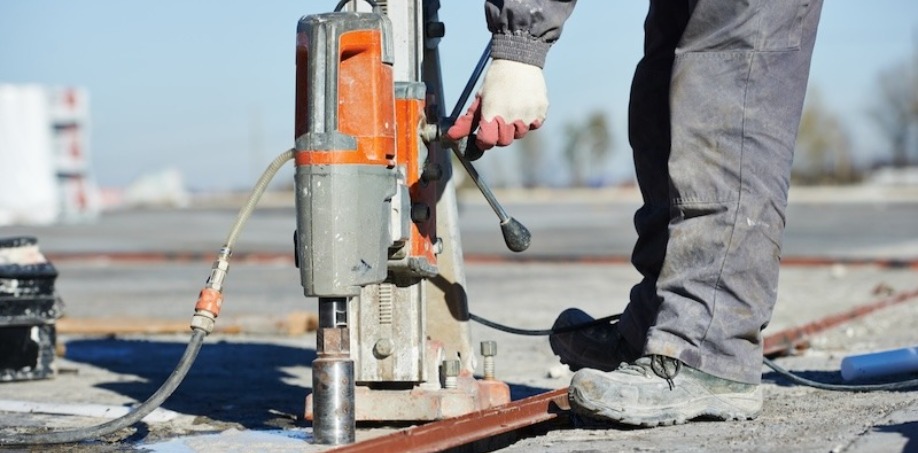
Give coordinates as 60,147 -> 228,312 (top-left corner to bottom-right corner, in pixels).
568,355 -> 762,427
549,308 -> 641,372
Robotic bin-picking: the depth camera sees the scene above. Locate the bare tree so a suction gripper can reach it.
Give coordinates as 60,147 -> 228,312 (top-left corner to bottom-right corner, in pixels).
516,131 -> 544,188
870,52 -> 918,168
562,110 -> 613,187
793,89 -> 858,184
562,121 -> 586,186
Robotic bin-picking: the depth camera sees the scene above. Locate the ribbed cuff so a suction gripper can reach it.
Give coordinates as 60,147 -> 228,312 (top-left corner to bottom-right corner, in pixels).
490,34 -> 551,69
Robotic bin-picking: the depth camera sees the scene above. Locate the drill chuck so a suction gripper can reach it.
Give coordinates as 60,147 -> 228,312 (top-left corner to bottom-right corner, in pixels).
311,357 -> 356,445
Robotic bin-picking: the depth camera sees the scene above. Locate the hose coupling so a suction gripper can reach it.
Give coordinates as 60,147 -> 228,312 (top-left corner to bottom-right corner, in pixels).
205,247 -> 232,292
190,247 -> 232,334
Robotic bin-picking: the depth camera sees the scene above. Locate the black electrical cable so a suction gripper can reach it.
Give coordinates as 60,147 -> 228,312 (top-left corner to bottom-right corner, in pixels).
468,312 -> 620,336
469,312 -> 918,392
762,357 -> 918,392
334,0 -> 380,13
0,329 -> 206,446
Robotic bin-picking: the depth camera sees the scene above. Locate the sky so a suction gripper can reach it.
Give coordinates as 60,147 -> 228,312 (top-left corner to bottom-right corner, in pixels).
1,1 -> 916,190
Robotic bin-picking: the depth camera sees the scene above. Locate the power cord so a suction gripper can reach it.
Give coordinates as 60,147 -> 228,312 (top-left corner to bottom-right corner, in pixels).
468,311 -> 918,392
761,357 -> 918,392
468,312 -> 619,336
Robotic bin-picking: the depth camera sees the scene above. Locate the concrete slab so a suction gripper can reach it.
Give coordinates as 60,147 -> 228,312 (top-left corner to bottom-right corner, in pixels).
0,261 -> 915,452
0,192 -> 916,451
848,406 -> 918,453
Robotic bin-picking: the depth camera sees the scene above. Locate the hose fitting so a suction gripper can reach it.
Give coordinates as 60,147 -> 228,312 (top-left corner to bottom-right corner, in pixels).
190,247 -> 231,334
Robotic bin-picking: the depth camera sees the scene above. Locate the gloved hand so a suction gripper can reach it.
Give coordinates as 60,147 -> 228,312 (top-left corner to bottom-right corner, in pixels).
446,59 -> 548,151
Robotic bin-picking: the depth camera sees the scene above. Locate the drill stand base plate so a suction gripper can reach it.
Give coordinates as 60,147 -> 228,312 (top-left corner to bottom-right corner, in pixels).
305,374 -> 510,422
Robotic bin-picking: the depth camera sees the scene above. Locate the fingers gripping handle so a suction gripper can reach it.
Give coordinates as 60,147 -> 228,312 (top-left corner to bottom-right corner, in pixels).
458,135 -> 485,161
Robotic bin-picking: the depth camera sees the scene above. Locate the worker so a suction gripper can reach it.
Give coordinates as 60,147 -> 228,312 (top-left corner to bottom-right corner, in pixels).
447,0 -> 824,426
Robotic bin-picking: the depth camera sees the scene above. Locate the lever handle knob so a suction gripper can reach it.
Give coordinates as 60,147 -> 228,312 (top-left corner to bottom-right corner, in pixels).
500,217 -> 531,253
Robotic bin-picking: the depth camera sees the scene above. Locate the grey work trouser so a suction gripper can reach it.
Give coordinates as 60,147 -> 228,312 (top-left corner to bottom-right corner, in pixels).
618,0 -> 824,384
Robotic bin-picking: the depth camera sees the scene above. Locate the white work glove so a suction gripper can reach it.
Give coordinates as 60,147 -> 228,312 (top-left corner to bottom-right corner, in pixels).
446,59 -> 548,151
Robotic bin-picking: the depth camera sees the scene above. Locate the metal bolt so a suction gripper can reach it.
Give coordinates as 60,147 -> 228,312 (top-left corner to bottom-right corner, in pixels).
420,123 -> 439,144
411,203 -> 431,222
480,341 -> 497,380
433,237 -> 444,255
373,338 -> 393,358
422,162 -> 443,183
442,359 -> 460,389
426,21 -> 446,38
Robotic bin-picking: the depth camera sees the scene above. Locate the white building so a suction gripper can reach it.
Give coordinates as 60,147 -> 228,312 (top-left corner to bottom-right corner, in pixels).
0,85 -> 99,225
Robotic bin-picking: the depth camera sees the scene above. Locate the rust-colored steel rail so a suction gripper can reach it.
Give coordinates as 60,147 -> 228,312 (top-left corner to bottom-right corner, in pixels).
763,287 -> 918,355
330,388 -> 570,453
328,287 -> 918,453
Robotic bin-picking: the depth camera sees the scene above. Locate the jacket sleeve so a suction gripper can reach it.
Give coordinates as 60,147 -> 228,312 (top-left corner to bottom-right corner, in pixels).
485,0 -> 577,68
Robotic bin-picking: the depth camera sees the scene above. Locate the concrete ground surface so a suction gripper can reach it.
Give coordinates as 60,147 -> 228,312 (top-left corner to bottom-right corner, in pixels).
0,186 -> 916,452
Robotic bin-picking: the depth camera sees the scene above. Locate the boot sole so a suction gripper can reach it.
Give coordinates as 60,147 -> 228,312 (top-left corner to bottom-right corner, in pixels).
568,386 -> 763,427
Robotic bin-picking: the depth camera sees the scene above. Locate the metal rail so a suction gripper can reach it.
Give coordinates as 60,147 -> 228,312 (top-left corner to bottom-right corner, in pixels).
329,388 -> 569,453
763,286 -> 918,355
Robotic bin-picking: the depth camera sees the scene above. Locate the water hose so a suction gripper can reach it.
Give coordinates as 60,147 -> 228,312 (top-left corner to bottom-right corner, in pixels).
0,148 -> 295,446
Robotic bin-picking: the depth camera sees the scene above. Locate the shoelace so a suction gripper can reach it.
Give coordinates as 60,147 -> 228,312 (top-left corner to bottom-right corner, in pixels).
615,355 -> 684,391
650,355 -> 682,391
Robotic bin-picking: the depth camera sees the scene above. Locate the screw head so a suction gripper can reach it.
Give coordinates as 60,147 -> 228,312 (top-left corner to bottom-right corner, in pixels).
480,340 -> 497,357
373,338 -> 393,358
411,203 -> 431,222
422,162 -> 444,182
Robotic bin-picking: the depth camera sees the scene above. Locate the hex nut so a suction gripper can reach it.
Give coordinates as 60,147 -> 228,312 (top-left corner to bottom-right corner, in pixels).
480,341 -> 497,357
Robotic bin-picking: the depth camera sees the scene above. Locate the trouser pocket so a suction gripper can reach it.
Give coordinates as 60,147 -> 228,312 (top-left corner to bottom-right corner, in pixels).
679,0 -> 807,52
757,0 -> 807,51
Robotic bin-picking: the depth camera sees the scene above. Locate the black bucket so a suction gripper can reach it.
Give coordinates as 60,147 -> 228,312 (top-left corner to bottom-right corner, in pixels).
0,236 -> 63,382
